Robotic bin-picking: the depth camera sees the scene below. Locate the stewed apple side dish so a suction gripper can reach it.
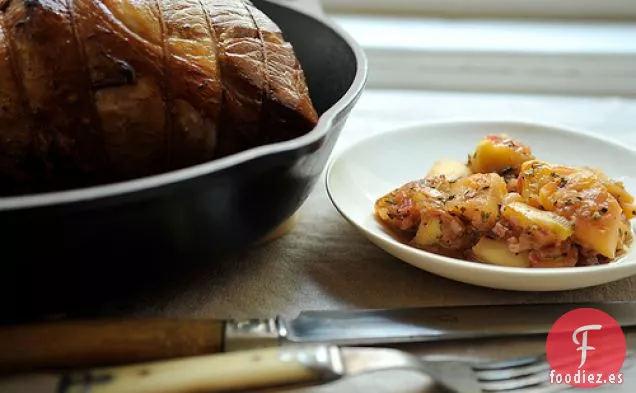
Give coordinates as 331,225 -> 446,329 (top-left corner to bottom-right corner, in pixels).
374,134 -> 636,268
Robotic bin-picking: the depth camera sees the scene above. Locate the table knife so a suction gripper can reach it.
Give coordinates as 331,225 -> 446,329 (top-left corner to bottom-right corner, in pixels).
2,301 -> 635,373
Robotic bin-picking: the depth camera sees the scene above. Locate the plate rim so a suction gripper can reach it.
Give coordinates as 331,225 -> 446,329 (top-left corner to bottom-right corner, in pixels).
325,118 -> 636,281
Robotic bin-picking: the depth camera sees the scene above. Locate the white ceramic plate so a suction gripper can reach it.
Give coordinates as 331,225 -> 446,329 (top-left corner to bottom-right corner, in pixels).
325,120 -> 636,291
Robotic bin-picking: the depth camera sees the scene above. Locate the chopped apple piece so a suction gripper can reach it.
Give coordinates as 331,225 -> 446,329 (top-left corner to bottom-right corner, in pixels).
426,159 -> 472,181
472,237 -> 531,267
468,134 -> 535,175
501,202 -> 573,242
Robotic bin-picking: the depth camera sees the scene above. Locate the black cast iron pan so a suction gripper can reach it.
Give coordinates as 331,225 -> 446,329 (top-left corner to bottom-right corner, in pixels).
0,0 -> 367,320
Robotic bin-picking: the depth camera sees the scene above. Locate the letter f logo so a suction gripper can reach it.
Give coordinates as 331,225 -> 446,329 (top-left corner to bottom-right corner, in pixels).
573,324 -> 602,368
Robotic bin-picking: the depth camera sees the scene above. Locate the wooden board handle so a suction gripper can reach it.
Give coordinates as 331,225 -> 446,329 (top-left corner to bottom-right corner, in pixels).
58,345 -> 339,393
0,319 -> 224,373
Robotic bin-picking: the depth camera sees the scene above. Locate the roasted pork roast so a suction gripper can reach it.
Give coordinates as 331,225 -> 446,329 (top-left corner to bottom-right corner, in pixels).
0,0 -> 318,195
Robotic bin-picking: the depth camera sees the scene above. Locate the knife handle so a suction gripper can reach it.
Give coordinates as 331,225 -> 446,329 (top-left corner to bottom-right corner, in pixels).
0,319 -> 224,373
57,345 -> 340,393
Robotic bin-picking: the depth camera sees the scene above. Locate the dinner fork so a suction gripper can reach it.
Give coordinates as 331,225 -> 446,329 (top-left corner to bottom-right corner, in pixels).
17,344 -> 619,393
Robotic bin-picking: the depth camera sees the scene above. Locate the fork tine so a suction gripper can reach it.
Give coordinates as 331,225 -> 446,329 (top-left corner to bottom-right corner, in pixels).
479,371 -> 550,391
473,356 -> 540,371
476,360 -> 550,380
477,350 -> 634,392
496,383 -> 571,393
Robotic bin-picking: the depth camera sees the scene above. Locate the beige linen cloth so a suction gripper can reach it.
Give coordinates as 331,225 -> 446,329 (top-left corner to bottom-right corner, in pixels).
121,90 -> 636,392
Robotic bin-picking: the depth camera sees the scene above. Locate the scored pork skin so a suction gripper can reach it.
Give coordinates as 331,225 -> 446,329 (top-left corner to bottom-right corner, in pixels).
246,3 -> 318,144
156,0 -> 222,168
0,0 -> 318,194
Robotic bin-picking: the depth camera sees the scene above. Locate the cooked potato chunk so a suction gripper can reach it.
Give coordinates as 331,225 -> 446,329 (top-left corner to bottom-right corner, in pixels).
446,173 -> 508,231
468,134 -> 535,175
585,167 -> 636,219
518,160 -> 624,258
501,201 -> 573,243
375,179 -> 447,233
472,237 -> 531,267
426,159 -> 472,181
573,198 -> 622,259
413,217 -> 442,247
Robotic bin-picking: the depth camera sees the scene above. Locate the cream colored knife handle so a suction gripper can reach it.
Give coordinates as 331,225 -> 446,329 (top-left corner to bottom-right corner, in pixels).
58,345 -> 343,393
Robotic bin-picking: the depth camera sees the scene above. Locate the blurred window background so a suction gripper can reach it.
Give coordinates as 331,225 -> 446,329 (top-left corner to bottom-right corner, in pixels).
322,0 -> 636,96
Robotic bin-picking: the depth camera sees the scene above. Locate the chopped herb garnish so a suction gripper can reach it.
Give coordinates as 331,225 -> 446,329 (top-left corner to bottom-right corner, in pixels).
558,177 -> 568,188
384,199 -> 397,205
481,211 -> 491,222
593,211 -> 602,220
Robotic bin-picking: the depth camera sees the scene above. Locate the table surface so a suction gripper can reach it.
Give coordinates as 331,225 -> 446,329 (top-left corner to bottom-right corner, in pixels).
29,89 -> 636,392
110,88 -> 636,392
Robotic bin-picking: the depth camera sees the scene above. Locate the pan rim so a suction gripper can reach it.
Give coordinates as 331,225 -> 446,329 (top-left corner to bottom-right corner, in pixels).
0,1 -> 368,211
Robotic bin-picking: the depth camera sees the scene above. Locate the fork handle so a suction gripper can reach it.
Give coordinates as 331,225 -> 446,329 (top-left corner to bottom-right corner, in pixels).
9,346 -> 343,393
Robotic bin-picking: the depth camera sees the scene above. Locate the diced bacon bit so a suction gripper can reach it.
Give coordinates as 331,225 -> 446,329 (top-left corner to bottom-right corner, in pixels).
528,241 -> 577,267
388,198 -> 420,231
486,134 -> 503,143
437,211 -> 470,249
448,217 -> 464,235
577,253 -> 600,266
529,227 -> 555,248
463,248 -> 478,262
508,236 -> 532,254
492,221 -> 509,239
577,246 -> 609,266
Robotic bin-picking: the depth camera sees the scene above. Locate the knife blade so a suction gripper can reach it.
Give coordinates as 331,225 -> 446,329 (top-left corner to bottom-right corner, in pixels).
1,301 -> 635,373
281,301 -> 636,345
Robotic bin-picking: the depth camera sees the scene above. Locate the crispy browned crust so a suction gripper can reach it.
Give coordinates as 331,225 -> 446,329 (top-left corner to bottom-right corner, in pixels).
157,0 -> 222,169
202,0 -> 265,157
3,0 -> 110,189
0,13 -> 36,194
0,0 -> 318,194
246,3 -> 318,144
73,0 -> 170,179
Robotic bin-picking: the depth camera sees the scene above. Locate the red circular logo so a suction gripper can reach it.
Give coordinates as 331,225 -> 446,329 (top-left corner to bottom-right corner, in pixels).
546,308 -> 626,388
